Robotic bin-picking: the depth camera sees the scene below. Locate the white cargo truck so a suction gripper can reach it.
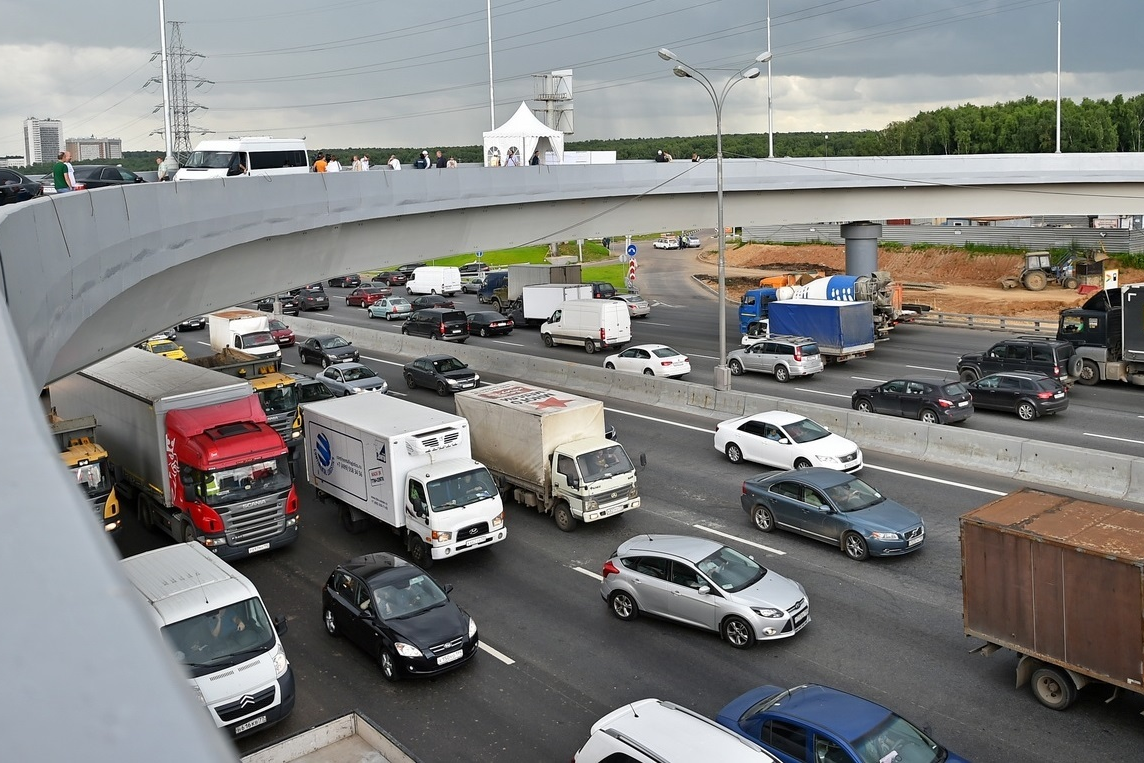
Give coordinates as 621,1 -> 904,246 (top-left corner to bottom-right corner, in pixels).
209,308 -> 282,360
302,394 -> 506,567
518,283 -> 594,325
454,381 -> 641,532
121,542 -> 295,740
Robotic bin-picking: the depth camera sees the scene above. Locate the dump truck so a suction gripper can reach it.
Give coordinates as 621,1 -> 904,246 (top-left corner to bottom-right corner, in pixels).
302,394 -> 506,567
240,711 -> 419,763
961,488 -> 1144,712
490,263 -> 582,314
454,381 -> 641,532
187,347 -> 303,452
1056,283 -> 1144,386
50,347 -> 299,559
48,411 -> 121,533
208,308 -> 282,360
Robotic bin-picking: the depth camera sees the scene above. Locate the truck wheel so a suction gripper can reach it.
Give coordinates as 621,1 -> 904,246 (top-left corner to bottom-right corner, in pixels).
725,443 -> 743,464
729,359 -> 744,376
339,506 -> 366,534
491,298 -> 502,312
608,591 -> 638,621
1078,359 -> 1099,386
752,505 -> 775,532
584,339 -> 596,354
553,502 -> 577,532
323,608 -> 339,637
136,494 -> 154,531
1016,401 -> 1037,421
919,408 -> 941,425
1031,665 -> 1077,710
181,520 -> 197,544
773,365 -> 790,383
721,615 -> 755,649
542,334 -> 554,347
959,369 -> 978,383
378,647 -> 401,682
842,531 -> 869,561
408,533 -> 434,568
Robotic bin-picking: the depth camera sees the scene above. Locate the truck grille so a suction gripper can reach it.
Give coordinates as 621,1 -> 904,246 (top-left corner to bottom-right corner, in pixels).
215,685 -> 276,722
458,522 -> 489,539
593,487 -> 631,505
221,493 -> 288,547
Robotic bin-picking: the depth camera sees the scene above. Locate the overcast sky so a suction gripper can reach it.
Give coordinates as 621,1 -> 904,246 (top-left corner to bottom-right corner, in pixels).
2,0 -> 1140,158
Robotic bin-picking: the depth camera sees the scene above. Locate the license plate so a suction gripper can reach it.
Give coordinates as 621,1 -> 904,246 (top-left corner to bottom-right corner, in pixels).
1054,392 -> 1064,398
794,613 -> 807,625
958,400 -> 968,407
437,649 -> 463,665
248,543 -> 271,554
235,715 -> 267,734
908,535 -> 924,546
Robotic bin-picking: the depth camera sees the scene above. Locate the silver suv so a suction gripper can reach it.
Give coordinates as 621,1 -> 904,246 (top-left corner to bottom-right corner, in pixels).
728,334 -> 823,382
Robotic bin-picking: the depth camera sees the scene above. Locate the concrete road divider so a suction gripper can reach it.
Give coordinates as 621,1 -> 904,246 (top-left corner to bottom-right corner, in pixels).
283,315 -> 1144,501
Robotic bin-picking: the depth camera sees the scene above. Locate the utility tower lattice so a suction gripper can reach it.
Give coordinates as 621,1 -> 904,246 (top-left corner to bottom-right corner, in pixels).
149,21 -> 212,161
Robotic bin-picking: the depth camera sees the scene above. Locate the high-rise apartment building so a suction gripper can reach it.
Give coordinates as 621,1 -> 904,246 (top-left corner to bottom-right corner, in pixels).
65,137 -> 123,162
23,117 -> 63,166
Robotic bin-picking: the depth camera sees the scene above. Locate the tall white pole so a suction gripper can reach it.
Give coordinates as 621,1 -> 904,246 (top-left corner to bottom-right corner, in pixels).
1055,0 -> 1061,153
159,0 -> 175,161
487,0 -> 496,130
767,0 -> 774,158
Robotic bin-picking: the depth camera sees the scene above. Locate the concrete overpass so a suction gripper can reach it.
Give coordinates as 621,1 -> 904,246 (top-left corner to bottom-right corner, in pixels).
2,153 -> 1143,759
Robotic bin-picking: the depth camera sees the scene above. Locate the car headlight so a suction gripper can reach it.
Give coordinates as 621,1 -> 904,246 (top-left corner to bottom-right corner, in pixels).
586,498 -> 599,511
870,531 -> 901,541
468,617 -> 478,639
431,530 -> 452,542
814,454 -> 841,464
393,642 -> 421,658
751,607 -> 784,619
491,511 -> 504,528
350,387 -> 366,394
273,644 -> 289,678
447,377 -> 461,386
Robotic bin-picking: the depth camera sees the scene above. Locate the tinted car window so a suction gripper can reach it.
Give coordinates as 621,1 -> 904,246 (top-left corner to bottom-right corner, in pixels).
762,720 -> 807,759
940,382 -> 969,396
799,343 -> 820,355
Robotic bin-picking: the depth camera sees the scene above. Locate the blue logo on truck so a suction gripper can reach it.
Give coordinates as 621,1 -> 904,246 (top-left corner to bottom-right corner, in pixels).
315,432 -> 334,476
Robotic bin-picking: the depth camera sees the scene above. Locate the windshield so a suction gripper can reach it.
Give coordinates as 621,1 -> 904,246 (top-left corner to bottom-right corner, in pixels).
320,336 -> 349,349
242,331 -> 277,349
268,319 -> 288,331
426,467 -> 498,511
160,597 -> 276,678
190,455 -> 293,506
184,151 -> 237,170
576,444 -> 634,484
258,384 -> 300,415
782,418 -> 831,444
72,461 -> 111,500
298,381 -> 334,403
824,478 -> 884,512
854,715 -> 942,763
150,341 -> 180,354
371,570 -> 448,619
342,366 -> 376,382
697,546 -> 766,593
434,357 -> 467,373
940,382 -> 969,396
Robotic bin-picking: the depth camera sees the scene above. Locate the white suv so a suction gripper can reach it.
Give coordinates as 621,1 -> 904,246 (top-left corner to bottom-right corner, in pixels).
574,699 -> 780,763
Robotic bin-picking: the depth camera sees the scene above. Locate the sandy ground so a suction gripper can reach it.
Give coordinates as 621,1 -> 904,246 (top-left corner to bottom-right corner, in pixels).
693,243 -> 1144,320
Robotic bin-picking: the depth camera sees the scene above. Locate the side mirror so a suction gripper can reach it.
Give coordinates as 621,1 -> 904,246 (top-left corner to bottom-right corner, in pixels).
568,478 -> 579,489
273,615 -> 289,636
779,438 -> 790,445
697,585 -> 711,596
443,584 -> 454,595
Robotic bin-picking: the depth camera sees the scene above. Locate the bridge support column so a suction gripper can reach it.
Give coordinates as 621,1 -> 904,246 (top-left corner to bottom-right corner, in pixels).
841,221 -> 882,274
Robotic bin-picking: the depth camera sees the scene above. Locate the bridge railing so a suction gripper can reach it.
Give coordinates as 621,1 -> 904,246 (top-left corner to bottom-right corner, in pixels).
909,311 -> 1052,333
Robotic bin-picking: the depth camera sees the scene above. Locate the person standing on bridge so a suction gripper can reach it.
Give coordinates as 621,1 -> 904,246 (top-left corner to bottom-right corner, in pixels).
327,154 -> 342,172
313,154 -> 327,173
53,151 -> 79,193
446,156 -> 458,169
530,149 -> 540,166
435,150 -> 447,169
361,154 -> 371,171
351,155 -> 362,172
388,154 -> 401,170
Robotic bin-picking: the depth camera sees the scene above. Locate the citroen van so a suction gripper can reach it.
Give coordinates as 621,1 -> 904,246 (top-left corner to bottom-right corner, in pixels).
174,137 -> 309,181
540,299 -> 631,353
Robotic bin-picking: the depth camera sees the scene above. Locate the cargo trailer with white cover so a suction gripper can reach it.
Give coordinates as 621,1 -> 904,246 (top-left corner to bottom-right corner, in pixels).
519,283 -> 594,324
454,381 -> 640,531
302,394 -> 506,566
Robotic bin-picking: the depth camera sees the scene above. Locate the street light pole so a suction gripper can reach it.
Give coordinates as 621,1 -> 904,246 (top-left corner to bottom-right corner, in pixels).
658,48 -> 769,391
766,0 -> 774,158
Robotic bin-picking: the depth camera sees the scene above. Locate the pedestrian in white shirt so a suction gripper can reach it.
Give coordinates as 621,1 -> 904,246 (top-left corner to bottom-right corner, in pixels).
361,155 -> 371,171
327,155 -> 342,172
388,155 -> 401,170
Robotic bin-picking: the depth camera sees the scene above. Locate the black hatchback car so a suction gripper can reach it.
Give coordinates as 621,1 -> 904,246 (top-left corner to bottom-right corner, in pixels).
851,377 -> 973,425
297,334 -> 360,367
966,371 -> 1068,420
403,354 -> 480,395
322,553 -> 478,682
257,293 -> 301,315
466,310 -> 514,337
402,309 -> 469,342
327,274 -> 362,288
409,294 -> 455,311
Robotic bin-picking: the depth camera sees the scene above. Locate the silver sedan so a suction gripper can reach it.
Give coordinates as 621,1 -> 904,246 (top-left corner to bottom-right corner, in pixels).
367,296 -> 412,320
609,293 -> 650,318
314,362 -> 389,396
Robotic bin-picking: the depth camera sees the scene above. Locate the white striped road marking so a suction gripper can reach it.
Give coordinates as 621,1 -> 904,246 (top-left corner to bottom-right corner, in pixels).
795,388 -> 852,399
478,642 -> 515,665
1083,432 -> 1144,446
574,566 -> 603,582
906,365 -> 954,373
861,464 -> 1007,495
603,407 -> 712,433
693,525 -> 786,555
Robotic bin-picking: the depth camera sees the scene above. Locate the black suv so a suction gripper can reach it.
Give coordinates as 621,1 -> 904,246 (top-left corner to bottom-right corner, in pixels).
402,308 -> 469,342
292,283 -> 330,312
588,282 -> 617,299
957,336 -> 1082,385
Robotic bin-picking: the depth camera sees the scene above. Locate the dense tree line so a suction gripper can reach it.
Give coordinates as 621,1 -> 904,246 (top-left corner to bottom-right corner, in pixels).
29,92 -> 1144,176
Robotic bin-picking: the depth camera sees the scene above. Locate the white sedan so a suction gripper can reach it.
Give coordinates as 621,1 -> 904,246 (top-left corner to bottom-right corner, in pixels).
603,344 -> 690,378
652,237 -> 679,249
713,410 -> 863,472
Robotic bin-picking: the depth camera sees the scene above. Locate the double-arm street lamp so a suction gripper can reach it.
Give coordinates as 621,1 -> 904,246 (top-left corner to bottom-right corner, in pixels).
657,47 -> 771,391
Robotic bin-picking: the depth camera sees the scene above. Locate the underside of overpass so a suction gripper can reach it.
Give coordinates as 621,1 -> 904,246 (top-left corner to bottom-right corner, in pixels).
0,153 -> 1142,757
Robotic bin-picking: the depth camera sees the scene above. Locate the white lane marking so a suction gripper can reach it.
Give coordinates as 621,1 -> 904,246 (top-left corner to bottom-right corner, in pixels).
574,566 -> 603,582
643,321 -> 673,327
603,407 -> 712,433
796,388 -> 852,399
478,642 -> 516,665
1083,432 -> 1144,446
862,464 -> 1007,495
906,365 -> 953,373
490,340 -> 526,347
687,353 -> 721,361
693,525 -> 786,555
361,355 -> 404,367
850,376 -> 885,383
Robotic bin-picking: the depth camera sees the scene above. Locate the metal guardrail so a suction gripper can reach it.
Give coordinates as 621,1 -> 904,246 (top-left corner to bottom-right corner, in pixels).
910,311 -> 1051,333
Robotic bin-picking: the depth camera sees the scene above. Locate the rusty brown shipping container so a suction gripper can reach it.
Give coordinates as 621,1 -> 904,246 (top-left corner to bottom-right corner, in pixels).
961,488 -> 1144,711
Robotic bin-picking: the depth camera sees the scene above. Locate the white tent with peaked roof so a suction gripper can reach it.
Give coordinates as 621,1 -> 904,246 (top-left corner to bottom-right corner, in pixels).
482,102 -> 564,166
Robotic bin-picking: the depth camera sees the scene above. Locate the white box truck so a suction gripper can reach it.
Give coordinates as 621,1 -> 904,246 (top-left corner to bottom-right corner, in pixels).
209,308 -> 282,360
454,381 -> 640,532
302,394 -> 506,567
518,283 -> 594,325
120,542 -> 295,740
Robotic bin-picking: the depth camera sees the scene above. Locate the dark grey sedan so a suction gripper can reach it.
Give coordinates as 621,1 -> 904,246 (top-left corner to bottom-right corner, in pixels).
740,468 -> 925,561
851,377 -> 973,425
965,371 -> 1068,420
297,334 -> 359,367
71,164 -> 146,190
403,354 -> 479,396
315,362 -> 389,396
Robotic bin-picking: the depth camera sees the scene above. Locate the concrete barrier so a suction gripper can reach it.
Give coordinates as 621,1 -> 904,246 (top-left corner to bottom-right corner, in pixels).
282,314 -> 1144,502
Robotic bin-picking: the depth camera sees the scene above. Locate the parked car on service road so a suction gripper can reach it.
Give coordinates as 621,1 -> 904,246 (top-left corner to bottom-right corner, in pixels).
458,261 -> 490,276
402,354 -> 480,395
402,308 -> 469,342
727,336 -> 823,382
603,344 -> 690,378
714,411 -> 862,472
466,310 -> 513,337
409,294 -> 455,310
345,286 -> 391,307
601,534 -> 810,649
851,377 -> 973,425
740,467 -> 925,560
322,553 -> 479,682
0,168 -> 44,205
966,371 -> 1068,420
653,237 -> 680,249
367,296 -> 413,320
298,334 -> 359,367
372,271 -> 408,287
268,318 -> 295,347
609,293 -> 650,318
326,274 -> 362,288
314,362 -> 389,396
71,164 -> 147,190
716,684 -> 970,763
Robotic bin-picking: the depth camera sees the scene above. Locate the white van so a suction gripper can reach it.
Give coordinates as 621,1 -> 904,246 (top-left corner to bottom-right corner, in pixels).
541,299 -> 631,353
174,137 -> 309,181
406,266 -> 462,296
120,542 -> 295,739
